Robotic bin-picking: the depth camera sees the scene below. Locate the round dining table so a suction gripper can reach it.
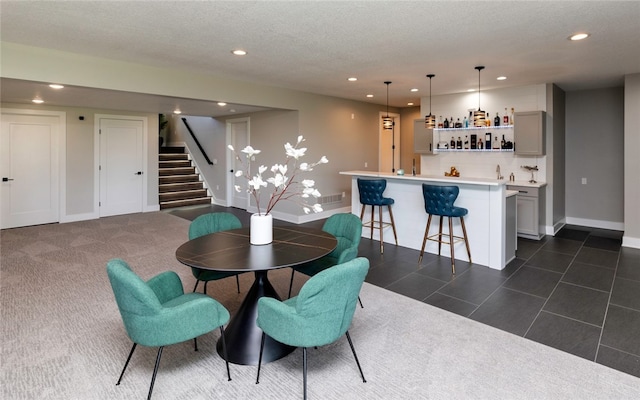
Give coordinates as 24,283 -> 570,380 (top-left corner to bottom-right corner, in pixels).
175,225 -> 337,365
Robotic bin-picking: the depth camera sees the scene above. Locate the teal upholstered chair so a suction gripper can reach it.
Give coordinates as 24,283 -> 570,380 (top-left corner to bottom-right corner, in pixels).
189,212 -> 243,294
288,213 -> 363,303
256,257 -> 369,400
107,258 -> 231,400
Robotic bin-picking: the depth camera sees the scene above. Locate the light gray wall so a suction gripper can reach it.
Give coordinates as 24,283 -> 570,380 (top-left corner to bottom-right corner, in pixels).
565,87 -> 624,227
551,84 -> 566,231
624,74 -> 640,247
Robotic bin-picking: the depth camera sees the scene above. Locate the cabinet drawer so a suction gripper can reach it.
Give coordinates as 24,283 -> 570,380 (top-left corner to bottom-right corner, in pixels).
507,186 -> 539,198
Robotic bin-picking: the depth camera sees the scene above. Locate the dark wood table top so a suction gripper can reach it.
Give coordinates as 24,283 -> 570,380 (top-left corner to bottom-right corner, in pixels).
175,226 -> 337,273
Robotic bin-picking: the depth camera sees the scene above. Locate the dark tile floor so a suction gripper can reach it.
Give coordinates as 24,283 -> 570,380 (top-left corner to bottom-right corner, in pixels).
167,205 -> 640,379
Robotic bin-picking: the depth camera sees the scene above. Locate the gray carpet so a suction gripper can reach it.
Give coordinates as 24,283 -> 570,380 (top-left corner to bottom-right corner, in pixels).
1,212 -> 639,399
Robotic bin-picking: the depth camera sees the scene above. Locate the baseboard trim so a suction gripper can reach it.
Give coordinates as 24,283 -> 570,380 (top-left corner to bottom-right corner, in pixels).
622,236 -> 640,249
565,217 -> 624,231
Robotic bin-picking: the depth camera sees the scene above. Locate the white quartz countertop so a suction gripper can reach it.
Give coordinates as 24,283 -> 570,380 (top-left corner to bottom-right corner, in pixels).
506,190 -> 519,198
340,171 -> 547,188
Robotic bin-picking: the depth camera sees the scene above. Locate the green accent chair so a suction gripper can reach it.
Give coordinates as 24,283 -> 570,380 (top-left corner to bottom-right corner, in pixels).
106,258 -> 231,400
256,257 -> 369,400
189,212 -> 244,294
288,213 -> 363,307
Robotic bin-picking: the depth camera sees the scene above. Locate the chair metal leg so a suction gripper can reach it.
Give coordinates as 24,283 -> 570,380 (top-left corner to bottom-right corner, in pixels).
387,205 -> 398,245
147,346 -> 164,400
448,217 -> 456,275
193,338 -> 198,351
235,275 -> 241,294
219,326 -> 231,381
345,331 -> 366,383
378,206 -> 384,254
358,296 -> 364,309
438,216 -> 444,256
419,214 -> 433,263
116,343 -> 137,385
256,332 -> 266,384
302,347 -> 308,400
288,269 -> 296,298
192,280 -> 199,293
370,205 -> 374,240
460,216 -> 472,264
203,281 -> 208,295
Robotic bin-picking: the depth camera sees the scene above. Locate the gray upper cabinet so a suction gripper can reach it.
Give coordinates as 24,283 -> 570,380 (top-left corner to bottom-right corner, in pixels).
514,111 -> 546,156
413,119 -> 435,155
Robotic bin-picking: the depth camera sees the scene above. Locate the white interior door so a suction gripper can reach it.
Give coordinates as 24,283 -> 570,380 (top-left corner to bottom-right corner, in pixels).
99,117 -> 144,217
379,113 -> 400,173
1,112 -> 61,229
228,118 -> 249,209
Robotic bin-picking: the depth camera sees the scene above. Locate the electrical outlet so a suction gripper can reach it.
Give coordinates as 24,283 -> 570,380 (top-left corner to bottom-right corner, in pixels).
216,185 -> 220,190
364,162 -> 368,168
342,192 -> 346,198
581,177 -> 587,185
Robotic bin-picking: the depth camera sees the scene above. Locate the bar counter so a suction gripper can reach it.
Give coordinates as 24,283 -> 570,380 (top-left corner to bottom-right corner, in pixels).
340,171 -> 513,270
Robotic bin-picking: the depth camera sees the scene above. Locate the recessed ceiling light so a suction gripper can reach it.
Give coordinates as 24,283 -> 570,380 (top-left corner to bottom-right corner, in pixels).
366,94 -> 374,98
49,84 -> 64,89
347,77 -> 357,82
407,102 -> 414,106
173,109 -> 182,115
569,33 -> 589,41
32,98 -> 44,104
232,49 -> 247,56
410,88 -> 418,92
497,76 -> 507,81
230,109 -> 236,113
218,102 -> 227,106
467,89 -> 475,92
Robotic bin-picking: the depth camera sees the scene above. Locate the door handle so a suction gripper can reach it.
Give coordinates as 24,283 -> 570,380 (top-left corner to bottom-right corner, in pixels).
230,169 -> 234,173
2,177 -> 14,182
134,171 -> 143,175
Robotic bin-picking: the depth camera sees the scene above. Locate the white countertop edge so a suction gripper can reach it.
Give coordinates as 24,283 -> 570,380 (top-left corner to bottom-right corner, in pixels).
340,171 -> 547,188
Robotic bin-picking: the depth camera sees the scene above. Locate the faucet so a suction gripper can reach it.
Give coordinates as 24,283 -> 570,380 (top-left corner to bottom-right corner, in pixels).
496,164 -> 504,180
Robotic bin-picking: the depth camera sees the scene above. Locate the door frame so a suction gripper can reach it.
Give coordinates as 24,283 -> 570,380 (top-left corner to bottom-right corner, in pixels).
0,108 -> 66,228
94,114 -> 148,217
226,117 -> 250,210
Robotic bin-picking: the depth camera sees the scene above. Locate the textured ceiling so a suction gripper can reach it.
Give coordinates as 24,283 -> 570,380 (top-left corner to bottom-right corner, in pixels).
1,1 -> 639,115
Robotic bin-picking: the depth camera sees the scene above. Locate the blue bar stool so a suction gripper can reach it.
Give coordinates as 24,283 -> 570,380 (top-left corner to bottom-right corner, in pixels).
419,184 -> 472,274
357,178 -> 398,253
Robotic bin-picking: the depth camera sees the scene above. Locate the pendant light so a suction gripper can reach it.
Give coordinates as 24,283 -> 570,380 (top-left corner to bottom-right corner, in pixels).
473,66 -> 486,127
382,81 -> 393,130
425,74 -> 436,129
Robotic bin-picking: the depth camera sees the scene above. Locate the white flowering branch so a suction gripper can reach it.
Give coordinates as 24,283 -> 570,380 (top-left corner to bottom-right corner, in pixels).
228,135 -> 328,215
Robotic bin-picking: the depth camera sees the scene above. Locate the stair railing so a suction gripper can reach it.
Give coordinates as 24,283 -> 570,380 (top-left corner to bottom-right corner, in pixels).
181,118 -> 214,165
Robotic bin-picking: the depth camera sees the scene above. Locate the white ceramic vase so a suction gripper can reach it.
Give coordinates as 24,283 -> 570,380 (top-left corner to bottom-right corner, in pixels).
250,213 -> 273,245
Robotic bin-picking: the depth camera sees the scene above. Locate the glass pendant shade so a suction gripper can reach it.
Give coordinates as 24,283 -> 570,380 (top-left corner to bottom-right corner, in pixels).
473,110 -> 486,127
425,114 -> 436,129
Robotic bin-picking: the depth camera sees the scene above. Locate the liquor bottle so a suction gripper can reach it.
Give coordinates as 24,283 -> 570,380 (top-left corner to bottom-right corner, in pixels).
450,136 -> 455,149
443,117 -> 449,129
503,108 -> 509,125
510,107 -> 515,125
494,136 -> 499,149
501,135 -> 506,149
486,112 -> 491,127
478,138 -> 484,149
464,135 -> 469,149
456,137 -> 462,149
438,116 -> 444,128
455,118 -> 462,128
485,132 -> 491,150
463,116 -> 468,128
494,112 -> 500,126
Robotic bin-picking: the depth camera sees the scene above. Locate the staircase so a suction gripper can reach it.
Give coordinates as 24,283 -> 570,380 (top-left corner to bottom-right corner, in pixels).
159,146 -> 212,209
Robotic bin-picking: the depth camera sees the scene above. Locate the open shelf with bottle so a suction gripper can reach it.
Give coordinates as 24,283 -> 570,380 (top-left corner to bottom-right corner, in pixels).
433,125 -> 514,153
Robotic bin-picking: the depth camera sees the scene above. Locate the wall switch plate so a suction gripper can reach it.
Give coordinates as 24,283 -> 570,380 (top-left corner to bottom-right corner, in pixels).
364,162 -> 368,168
581,177 -> 587,184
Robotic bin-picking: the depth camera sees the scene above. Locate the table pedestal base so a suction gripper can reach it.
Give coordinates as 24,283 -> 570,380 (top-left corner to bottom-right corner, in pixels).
217,270 -> 294,365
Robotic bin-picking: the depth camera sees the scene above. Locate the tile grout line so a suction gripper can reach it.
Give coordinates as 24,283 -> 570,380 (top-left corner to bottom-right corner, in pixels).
593,248 -> 622,363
